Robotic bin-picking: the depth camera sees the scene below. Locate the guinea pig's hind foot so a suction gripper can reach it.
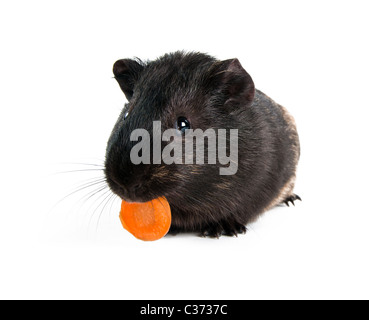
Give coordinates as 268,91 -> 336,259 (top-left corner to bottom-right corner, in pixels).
283,194 -> 302,207
200,220 -> 247,238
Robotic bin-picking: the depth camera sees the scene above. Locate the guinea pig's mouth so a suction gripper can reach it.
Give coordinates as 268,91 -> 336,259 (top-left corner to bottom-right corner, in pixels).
105,176 -> 159,204
119,193 -> 151,204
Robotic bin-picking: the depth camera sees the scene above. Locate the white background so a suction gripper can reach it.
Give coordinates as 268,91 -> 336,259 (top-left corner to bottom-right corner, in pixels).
1,0 -> 368,300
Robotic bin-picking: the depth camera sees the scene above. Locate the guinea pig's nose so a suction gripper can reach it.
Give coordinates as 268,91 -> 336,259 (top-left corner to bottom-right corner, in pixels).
130,182 -> 143,192
124,182 -> 144,201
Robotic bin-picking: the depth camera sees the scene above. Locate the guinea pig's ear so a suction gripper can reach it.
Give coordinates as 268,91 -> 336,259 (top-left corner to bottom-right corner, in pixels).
211,58 -> 255,109
113,59 -> 144,100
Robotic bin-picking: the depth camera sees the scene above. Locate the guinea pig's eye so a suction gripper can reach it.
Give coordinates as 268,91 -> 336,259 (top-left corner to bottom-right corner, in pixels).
124,111 -> 129,120
176,117 -> 191,134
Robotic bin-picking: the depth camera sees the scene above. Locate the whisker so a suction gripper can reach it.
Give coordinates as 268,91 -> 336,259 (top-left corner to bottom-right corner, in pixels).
50,168 -> 105,176
63,183 -> 108,225
49,178 -> 107,213
57,162 -> 105,167
69,183 -> 109,215
87,188 -> 113,231
96,192 -> 116,232
77,183 -> 108,206
69,175 -> 106,186
108,194 -> 120,218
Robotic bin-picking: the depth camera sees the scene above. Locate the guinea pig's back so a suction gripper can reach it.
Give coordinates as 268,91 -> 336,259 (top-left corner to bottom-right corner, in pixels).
239,89 -> 300,217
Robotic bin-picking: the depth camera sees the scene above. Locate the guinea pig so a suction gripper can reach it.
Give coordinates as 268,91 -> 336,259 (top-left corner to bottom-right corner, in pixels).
105,51 -> 300,237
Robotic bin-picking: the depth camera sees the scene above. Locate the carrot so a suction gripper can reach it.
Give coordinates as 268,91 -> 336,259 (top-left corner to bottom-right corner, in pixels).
119,197 -> 171,241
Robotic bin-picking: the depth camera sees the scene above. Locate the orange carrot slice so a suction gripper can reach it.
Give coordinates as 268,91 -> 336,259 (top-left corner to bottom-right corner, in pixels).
119,197 -> 171,241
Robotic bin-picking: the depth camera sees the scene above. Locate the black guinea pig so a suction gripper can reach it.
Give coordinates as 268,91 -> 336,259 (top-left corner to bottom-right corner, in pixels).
105,51 -> 300,237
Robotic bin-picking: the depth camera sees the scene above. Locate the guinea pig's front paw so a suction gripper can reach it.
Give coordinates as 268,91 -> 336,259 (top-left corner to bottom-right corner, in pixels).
167,225 -> 181,236
200,220 -> 247,238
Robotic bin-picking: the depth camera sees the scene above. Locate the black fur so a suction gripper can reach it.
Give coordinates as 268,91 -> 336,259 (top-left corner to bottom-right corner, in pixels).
105,51 -> 300,237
